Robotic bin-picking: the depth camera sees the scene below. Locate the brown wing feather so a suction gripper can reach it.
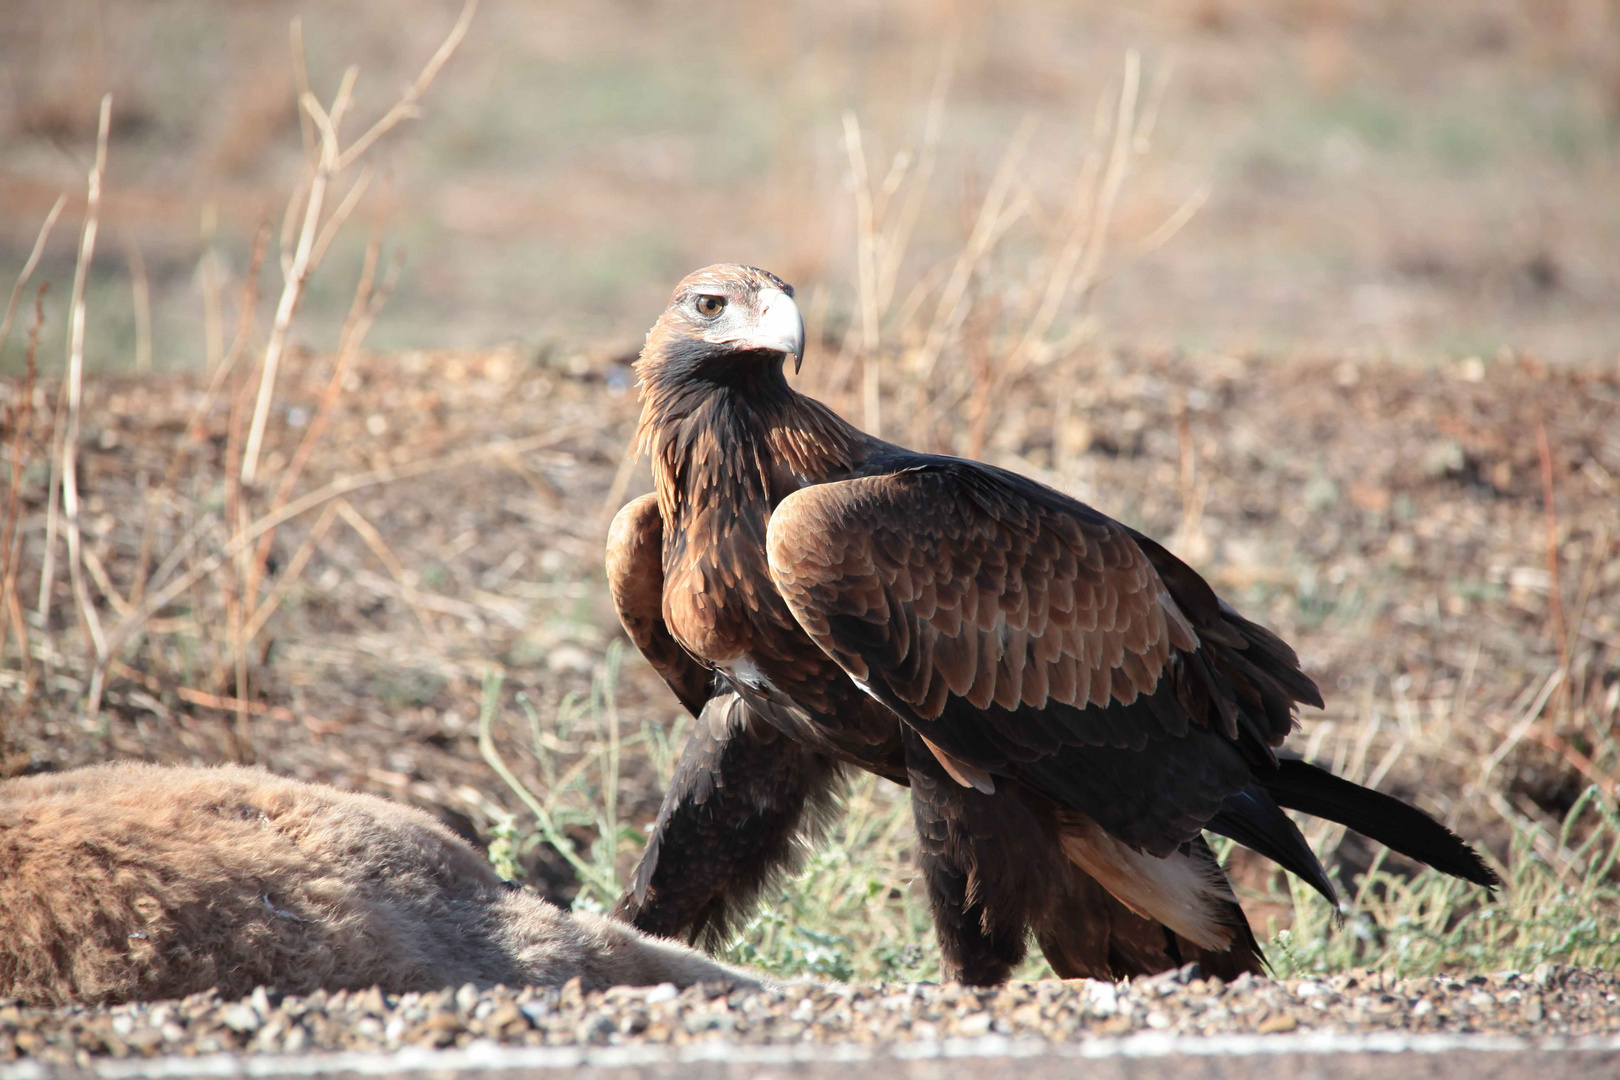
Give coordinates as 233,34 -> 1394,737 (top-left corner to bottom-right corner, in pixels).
766,469 -> 1195,732
606,493 -> 709,715
765,464 -> 1265,856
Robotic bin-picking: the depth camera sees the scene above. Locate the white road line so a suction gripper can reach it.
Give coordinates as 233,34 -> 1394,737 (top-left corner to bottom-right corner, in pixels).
6,1031 -> 1618,1080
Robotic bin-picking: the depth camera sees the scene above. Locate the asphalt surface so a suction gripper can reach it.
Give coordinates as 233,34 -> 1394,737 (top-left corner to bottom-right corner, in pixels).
3,1033 -> 1620,1080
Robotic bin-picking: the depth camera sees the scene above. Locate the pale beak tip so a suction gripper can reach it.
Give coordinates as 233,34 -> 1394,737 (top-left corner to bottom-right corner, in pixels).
757,289 -> 805,372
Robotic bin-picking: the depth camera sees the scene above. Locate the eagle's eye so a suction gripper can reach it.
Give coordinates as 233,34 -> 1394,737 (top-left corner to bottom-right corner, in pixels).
694,295 -> 726,318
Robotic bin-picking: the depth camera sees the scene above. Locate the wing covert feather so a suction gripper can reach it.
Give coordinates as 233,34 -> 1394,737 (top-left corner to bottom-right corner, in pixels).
766,464 -> 1265,855
766,468 -> 1193,738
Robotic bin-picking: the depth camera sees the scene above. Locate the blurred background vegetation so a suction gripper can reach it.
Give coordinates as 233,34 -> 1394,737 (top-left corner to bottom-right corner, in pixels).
4,0 -> 1618,372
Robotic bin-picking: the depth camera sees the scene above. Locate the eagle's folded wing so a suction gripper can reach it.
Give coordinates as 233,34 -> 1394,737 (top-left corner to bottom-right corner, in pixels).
607,493 -> 711,715
764,461 -> 1300,856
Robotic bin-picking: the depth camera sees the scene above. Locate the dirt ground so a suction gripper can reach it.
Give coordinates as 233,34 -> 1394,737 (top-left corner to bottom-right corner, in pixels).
1,339 -> 1615,910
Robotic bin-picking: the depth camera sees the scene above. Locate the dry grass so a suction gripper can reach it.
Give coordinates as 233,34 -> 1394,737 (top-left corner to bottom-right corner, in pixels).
0,3 -> 481,762
1,6 -> 1618,989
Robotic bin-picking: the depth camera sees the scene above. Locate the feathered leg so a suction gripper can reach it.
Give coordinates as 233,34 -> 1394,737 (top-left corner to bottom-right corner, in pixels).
614,692 -> 845,949
902,727 -> 1055,986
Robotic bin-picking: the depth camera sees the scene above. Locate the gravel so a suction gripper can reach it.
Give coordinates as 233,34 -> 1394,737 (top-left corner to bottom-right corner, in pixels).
2,965 -> 1617,1068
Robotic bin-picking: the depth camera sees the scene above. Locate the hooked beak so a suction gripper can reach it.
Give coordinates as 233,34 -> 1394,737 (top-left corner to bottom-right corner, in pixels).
726,289 -> 805,373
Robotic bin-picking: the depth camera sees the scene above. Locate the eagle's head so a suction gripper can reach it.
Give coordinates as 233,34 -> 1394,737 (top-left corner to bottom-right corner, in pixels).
636,264 -> 806,387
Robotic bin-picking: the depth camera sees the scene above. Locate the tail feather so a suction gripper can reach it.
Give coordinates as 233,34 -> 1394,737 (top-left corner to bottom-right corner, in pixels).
1264,758 -> 1501,888
1209,785 -> 1338,908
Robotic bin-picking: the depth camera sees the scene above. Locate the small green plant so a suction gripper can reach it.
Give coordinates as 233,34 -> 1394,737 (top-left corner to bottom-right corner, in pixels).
1266,785 -> 1620,978
720,772 -> 949,983
478,641 -> 688,910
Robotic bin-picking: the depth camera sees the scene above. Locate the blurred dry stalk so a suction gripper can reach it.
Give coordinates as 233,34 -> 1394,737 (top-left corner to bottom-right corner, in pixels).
199,204 -> 225,370
239,0 -> 477,486
0,289 -> 48,759
59,95 -> 113,678
0,195 -> 67,370
120,232 -> 152,374
825,50 -> 1209,461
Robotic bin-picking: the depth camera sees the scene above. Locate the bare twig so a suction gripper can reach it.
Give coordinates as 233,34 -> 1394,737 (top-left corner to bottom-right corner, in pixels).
1131,185 -> 1209,260
1530,723 -> 1616,800
240,501 -> 340,644
964,297 -> 998,460
334,497 -> 440,641
0,193 -> 68,366
277,169 -> 315,283
178,223 -> 271,461
309,167 -> 374,270
220,343 -> 254,756
240,236 -> 397,660
1479,667 -> 1566,788
251,233 -> 389,587
79,546 -> 134,619
915,114 -> 1038,381
241,0 -> 476,484
1537,417 -> 1570,713
289,18 -> 317,165
142,512 -> 222,605
876,51 -> 951,316
122,230 -> 152,372
842,113 -> 881,436
12,198 -> 66,628
200,203 -> 225,368
335,0 -> 478,171
35,373 -> 66,621
1009,51 -> 1142,372
61,94 -> 113,670
240,80 -> 349,487
1172,389 -> 1210,558
0,288 -> 45,681
110,661 -> 317,727
128,224 -> 268,626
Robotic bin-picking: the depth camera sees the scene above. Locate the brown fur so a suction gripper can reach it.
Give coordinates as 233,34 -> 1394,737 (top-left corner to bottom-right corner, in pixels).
0,762 -> 763,1006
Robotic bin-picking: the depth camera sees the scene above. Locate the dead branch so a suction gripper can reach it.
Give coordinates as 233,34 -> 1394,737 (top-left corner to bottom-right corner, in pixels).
0,287 -> 46,702
1537,416 -> 1571,718
0,194 -> 68,367
240,0 -> 477,485
61,95 -> 113,669
122,231 -> 152,372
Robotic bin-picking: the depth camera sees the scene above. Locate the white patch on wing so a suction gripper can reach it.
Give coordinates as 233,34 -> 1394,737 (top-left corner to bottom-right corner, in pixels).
722,656 -> 776,694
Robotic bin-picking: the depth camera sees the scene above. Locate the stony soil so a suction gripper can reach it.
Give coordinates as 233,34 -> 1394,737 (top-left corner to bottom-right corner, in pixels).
1,344 -> 1617,1066
2,965 -> 1617,1067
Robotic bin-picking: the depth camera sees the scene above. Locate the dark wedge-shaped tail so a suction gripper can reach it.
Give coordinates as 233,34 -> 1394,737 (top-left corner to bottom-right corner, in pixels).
1209,785 -> 1339,908
1260,757 -> 1501,888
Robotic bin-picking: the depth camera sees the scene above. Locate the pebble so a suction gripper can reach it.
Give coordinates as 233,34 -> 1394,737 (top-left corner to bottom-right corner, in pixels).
1,967 -> 1617,1065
